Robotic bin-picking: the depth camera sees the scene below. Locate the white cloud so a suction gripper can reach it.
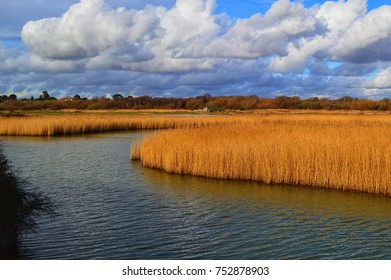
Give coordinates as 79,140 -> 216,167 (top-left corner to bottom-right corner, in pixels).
364,67 -> 391,89
269,0 -> 368,72
317,0 -> 367,33
21,0 -> 162,60
21,0 -> 220,72
330,6 -> 391,63
0,0 -> 390,98
20,0 -> 391,72
180,0 -> 325,59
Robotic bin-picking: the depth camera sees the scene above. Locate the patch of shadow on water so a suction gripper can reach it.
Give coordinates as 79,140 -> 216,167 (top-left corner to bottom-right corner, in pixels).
134,162 -> 391,220
0,145 -> 56,260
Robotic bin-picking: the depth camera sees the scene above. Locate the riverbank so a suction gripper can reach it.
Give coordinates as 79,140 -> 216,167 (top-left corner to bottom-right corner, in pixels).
0,150 -> 22,258
131,114 -> 391,196
0,148 -> 55,259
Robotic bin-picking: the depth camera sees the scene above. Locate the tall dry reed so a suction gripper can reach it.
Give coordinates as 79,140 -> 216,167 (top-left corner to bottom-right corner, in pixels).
0,114 -> 244,136
132,114 -> 391,195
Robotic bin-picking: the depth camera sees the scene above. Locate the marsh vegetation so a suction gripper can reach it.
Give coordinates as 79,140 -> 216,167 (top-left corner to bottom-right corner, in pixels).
132,114 -> 391,196
0,114 -> 240,136
2,110 -> 391,196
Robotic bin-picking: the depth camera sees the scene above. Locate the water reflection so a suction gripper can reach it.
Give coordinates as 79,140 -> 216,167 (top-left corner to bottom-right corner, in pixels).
139,163 -> 391,219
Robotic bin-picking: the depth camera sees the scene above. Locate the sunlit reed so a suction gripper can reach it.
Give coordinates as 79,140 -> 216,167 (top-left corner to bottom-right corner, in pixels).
0,114 -> 242,136
132,114 -> 391,195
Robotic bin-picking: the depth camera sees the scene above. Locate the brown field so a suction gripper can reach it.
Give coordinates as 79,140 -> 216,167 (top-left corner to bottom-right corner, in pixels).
131,114 -> 391,196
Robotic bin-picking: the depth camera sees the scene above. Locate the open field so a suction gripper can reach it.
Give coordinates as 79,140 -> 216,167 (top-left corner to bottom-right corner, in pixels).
131,114 -> 391,196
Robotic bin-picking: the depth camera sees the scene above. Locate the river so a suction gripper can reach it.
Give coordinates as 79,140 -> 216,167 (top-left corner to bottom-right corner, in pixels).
2,132 -> 391,259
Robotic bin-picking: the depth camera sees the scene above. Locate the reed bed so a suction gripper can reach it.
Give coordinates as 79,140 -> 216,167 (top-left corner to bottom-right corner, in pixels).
132,114 -> 391,195
0,114 -> 245,136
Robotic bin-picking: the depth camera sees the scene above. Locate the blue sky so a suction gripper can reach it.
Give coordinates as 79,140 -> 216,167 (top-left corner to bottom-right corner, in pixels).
217,0 -> 390,17
1,0 -> 391,99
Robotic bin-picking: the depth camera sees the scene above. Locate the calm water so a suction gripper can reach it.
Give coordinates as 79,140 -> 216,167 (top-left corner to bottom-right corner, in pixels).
1,132 -> 391,260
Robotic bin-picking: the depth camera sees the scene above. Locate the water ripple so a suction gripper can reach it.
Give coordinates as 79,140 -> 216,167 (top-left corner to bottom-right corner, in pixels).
3,133 -> 391,259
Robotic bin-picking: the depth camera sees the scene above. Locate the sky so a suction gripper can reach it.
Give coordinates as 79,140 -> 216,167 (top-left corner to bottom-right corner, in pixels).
1,0 -> 391,99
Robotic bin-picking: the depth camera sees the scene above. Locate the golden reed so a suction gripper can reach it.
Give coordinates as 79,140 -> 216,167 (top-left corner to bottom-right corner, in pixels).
0,114 -> 244,136
132,114 -> 391,195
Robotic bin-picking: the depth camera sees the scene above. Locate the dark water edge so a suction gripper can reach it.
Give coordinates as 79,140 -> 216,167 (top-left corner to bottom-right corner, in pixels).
0,145 -> 55,260
2,132 -> 391,260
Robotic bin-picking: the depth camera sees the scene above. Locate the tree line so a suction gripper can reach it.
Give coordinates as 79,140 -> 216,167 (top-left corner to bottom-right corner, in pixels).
1,92 -> 391,111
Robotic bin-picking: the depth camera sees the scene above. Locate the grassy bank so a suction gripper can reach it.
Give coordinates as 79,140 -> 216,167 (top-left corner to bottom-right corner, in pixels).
131,114 -> 391,196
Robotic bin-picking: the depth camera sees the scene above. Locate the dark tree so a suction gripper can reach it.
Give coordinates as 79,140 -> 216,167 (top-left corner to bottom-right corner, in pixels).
39,91 -> 50,100
73,94 -> 81,100
8,94 -> 17,101
113,94 -> 124,100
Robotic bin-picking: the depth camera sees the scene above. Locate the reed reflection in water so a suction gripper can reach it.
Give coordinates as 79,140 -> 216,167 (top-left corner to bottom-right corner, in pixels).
138,165 -> 391,259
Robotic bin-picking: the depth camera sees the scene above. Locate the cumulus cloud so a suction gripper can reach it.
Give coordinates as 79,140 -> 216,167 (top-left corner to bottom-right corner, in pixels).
22,0 -> 162,60
317,0 -> 367,33
0,0 -> 389,98
21,0 -> 327,65
21,0 -> 391,71
270,0 -> 391,73
21,0 -> 221,72
330,6 -> 391,63
268,0 -> 368,72
364,67 -> 391,89
182,0 -> 326,59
